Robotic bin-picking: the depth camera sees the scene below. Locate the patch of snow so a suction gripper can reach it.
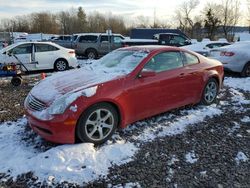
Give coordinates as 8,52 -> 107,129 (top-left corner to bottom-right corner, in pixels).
135,105 -> 222,142
229,88 -> 250,105
241,116 -> 250,123
0,119 -> 138,184
168,155 -> 179,165
185,151 -> 198,164
228,122 -> 240,135
0,110 -> 8,113
166,168 -> 174,182
110,182 -> 141,188
69,104 -> 78,112
235,151 -> 249,165
224,77 -> 250,92
82,86 -> 98,97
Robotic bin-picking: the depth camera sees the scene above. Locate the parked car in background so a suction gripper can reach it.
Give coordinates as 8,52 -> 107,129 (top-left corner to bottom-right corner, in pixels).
209,41 -> 250,77
73,33 -> 125,59
0,42 -> 78,72
182,41 -> 231,56
51,35 -> 72,48
25,45 -> 224,144
122,33 -> 192,47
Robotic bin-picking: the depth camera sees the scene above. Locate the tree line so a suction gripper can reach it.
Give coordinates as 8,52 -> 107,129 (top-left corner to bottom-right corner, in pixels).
0,0 -> 249,40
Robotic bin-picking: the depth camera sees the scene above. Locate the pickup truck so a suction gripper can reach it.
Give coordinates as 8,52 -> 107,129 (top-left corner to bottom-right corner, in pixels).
122,33 -> 192,47
73,33 -> 125,59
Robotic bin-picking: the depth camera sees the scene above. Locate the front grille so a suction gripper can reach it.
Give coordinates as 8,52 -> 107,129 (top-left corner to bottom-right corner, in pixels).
26,94 -> 47,111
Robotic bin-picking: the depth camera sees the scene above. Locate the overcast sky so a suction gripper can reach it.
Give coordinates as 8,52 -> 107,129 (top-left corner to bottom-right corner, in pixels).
0,0 -> 249,26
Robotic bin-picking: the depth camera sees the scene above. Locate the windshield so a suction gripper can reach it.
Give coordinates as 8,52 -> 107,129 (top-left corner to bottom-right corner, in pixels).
90,49 -> 148,75
0,43 -> 17,53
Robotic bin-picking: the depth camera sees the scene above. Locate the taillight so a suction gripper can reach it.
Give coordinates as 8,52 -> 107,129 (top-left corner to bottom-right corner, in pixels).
220,51 -> 235,56
68,50 -> 75,54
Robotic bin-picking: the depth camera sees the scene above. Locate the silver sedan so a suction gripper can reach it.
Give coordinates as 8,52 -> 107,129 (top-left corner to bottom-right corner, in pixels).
209,41 -> 250,77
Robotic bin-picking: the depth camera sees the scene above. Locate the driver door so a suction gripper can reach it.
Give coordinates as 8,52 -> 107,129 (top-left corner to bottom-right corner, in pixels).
126,51 -> 186,121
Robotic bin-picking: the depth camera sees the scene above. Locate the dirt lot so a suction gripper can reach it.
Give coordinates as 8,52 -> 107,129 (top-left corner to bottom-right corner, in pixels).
0,75 -> 249,188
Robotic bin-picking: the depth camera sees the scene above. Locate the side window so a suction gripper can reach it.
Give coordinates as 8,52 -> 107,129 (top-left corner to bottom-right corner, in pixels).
35,44 -> 59,52
144,52 -> 183,73
183,52 -> 199,65
10,44 -> 32,55
170,36 -> 186,46
100,36 -> 109,42
78,35 -> 98,43
113,36 -> 123,44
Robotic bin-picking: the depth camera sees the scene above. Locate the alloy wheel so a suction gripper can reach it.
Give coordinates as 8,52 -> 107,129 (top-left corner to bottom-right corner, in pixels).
204,81 -> 217,103
85,109 -> 114,141
56,60 -> 67,71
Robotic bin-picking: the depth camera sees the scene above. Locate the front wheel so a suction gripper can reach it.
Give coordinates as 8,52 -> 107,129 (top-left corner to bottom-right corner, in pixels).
77,103 -> 118,145
11,76 -> 22,86
200,78 -> 218,105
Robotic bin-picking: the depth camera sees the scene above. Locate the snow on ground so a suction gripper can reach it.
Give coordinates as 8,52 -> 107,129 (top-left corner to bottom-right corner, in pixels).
0,76 -> 249,184
235,151 -> 249,165
185,151 -> 199,164
0,119 -> 137,184
241,116 -> 250,123
135,105 -> 222,142
224,77 -> 250,92
110,182 -> 141,188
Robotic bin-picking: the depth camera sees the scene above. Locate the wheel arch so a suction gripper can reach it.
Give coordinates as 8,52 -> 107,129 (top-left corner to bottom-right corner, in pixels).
85,48 -> 98,57
74,100 -> 124,142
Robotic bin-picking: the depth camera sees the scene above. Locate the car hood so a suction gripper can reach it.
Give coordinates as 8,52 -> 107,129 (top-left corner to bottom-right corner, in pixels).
30,67 -> 124,104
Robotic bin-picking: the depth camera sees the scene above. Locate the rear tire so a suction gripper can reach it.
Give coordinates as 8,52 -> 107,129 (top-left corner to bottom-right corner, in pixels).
11,76 -> 22,86
76,103 -> 118,145
200,78 -> 218,105
54,59 -> 68,71
86,49 -> 97,59
241,62 -> 250,77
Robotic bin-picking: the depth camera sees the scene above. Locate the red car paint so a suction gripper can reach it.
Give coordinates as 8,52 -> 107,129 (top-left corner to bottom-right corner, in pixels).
25,46 -> 224,144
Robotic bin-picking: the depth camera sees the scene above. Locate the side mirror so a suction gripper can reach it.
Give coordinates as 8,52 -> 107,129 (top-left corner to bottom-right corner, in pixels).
138,69 -> 156,78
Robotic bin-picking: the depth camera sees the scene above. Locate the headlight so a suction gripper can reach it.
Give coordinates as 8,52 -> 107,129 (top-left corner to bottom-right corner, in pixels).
47,86 -> 98,115
48,93 -> 71,115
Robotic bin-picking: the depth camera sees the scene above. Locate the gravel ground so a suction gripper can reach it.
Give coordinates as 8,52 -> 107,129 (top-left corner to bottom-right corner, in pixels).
0,75 -> 249,188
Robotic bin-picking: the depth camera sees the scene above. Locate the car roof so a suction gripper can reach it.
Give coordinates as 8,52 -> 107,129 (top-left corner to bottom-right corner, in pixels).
119,45 -> 181,52
76,33 -> 122,36
1,41 -> 62,52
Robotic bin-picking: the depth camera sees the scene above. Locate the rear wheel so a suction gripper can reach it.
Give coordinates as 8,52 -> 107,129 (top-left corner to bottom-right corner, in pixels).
241,62 -> 250,77
201,78 -> 218,105
54,59 -> 68,71
86,49 -> 97,59
77,103 -> 118,145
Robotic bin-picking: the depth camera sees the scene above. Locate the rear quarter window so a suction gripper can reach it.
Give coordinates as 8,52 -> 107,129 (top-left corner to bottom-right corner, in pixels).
183,52 -> 199,65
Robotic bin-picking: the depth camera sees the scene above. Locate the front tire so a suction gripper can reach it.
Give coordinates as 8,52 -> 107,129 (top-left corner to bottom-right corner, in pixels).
77,103 -> 118,145
241,62 -> 250,77
201,78 -> 218,105
54,59 -> 68,71
86,49 -> 97,59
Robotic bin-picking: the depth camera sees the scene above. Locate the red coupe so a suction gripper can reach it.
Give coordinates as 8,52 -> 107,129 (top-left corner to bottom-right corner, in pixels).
24,46 -> 224,144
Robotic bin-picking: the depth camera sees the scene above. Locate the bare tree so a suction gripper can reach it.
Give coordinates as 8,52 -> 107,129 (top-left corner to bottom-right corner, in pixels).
175,0 -> 200,37
220,0 -> 240,39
